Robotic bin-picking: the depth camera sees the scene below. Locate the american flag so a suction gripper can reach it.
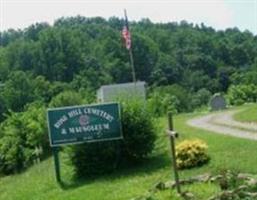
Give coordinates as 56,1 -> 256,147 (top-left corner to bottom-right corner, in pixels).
122,10 -> 131,50
122,26 -> 131,50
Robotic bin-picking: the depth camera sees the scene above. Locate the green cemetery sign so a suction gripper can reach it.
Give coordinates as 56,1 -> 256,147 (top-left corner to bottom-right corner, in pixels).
47,103 -> 122,147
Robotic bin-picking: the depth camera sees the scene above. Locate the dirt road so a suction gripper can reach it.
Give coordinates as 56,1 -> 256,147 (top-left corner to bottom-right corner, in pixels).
187,109 -> 257,140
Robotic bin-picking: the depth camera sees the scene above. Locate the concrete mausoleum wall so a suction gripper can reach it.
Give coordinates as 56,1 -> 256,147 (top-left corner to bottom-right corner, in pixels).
97,81 -> 146,103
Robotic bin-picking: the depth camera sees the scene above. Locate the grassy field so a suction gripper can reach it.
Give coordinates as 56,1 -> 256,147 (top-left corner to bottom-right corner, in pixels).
233,103 -> 257,123
1,107 -> 257,200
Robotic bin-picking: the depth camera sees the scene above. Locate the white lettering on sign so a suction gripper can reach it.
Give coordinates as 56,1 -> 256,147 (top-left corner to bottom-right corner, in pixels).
54,108 -> 115,130
83,108 -> 114,122
68,123 -> 110,134
54,115 -> 68,129
68,109 -> 82,118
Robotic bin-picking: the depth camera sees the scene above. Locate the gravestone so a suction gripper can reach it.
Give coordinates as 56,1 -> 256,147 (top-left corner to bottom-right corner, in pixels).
97,81 -> 146,102
210,93 -> 227,111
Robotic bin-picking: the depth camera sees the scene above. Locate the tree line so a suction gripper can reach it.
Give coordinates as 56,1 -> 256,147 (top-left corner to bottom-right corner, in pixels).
0,16 -> 257,115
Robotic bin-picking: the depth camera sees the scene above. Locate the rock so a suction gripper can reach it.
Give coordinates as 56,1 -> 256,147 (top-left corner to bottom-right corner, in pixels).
164,181 -> 175,189
235,185 -> 248,192
237,173 -> 252,180
246,178 -> 257,186
152,181 -> 166,191
192,173 -> 211,182
181,192 -> 194,199
210,175 -> 223,182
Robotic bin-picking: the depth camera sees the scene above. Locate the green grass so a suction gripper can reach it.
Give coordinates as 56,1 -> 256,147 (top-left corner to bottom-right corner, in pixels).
233,103 -> 257,123
1,107 -> 257,200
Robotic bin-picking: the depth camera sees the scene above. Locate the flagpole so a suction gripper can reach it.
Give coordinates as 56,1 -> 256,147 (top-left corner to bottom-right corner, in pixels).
129,45 -> 136,84
124,9 -> 136,84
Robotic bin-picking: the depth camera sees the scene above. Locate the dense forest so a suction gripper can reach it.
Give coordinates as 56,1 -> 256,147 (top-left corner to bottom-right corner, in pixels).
0,16 -> 257,115
0,15 -> 257,175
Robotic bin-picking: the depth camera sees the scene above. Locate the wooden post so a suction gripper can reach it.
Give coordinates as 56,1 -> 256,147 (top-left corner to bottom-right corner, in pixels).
167,112 -> 181,194
53,147 -> 61,183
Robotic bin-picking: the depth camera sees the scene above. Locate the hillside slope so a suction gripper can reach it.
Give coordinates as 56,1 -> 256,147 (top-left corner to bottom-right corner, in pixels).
1,106 -> 257,200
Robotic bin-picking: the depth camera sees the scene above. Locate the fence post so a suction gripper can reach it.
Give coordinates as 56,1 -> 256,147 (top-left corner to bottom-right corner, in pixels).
167,112 -> 181,194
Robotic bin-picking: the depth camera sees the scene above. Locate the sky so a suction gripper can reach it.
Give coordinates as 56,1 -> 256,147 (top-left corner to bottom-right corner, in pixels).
0,0 -> 257,34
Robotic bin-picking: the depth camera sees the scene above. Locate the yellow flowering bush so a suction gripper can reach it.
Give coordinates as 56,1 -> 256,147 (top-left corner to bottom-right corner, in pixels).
175,139 -> 210,169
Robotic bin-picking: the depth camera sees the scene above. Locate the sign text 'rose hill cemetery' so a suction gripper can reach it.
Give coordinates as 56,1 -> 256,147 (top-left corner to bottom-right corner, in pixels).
47,103 -> 123,182
47,103 -> 123,147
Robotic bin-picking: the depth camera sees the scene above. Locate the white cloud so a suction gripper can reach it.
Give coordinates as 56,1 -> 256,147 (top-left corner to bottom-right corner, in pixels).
0,0 -> 236,31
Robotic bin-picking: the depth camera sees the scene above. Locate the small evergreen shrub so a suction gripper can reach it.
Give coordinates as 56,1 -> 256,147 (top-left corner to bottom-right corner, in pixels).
175,139 -> 210,169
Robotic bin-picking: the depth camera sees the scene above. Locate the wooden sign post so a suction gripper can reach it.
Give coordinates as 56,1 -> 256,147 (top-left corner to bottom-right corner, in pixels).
167,112 -> 181,194
52,147 -> 61,183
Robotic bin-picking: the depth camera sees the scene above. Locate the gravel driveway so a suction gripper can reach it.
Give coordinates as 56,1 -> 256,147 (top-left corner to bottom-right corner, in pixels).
187,109 -> 257,140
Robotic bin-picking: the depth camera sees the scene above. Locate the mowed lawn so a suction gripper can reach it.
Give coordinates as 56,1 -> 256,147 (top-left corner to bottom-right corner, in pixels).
233,103 -> 257,123
1,106 -> 257,200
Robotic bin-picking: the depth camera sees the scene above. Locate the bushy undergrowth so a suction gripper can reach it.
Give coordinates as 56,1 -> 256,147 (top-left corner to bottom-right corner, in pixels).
176,139 -> 210,169
0,90 -> 83,175
227,84 -> 257,105
148,85 -> 212,116
0,102 -> 47,174
68,100 -> 157,177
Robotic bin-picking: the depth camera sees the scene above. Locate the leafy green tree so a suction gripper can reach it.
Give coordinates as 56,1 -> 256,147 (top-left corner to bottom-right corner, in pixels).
191,88 -> 212,108
150,53 -> 180,86
132,33 -> 159,82
1,71 -> 35,112
0,49 -> 9,82
24,22 -> 50,41
0,95 -> 7,122
217,66 -> 235,92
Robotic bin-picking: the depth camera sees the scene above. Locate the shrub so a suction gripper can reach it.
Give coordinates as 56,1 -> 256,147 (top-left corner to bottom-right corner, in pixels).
0,102 -> 47,174
147,84 -> 191,116
120,100 -> 156,160
0,91 -> 84,175
49,90 -> 84,108
175,139 -> 210,169
66,141 -> 119,177
227,84 -> 257,105
67,100 -> 157,177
